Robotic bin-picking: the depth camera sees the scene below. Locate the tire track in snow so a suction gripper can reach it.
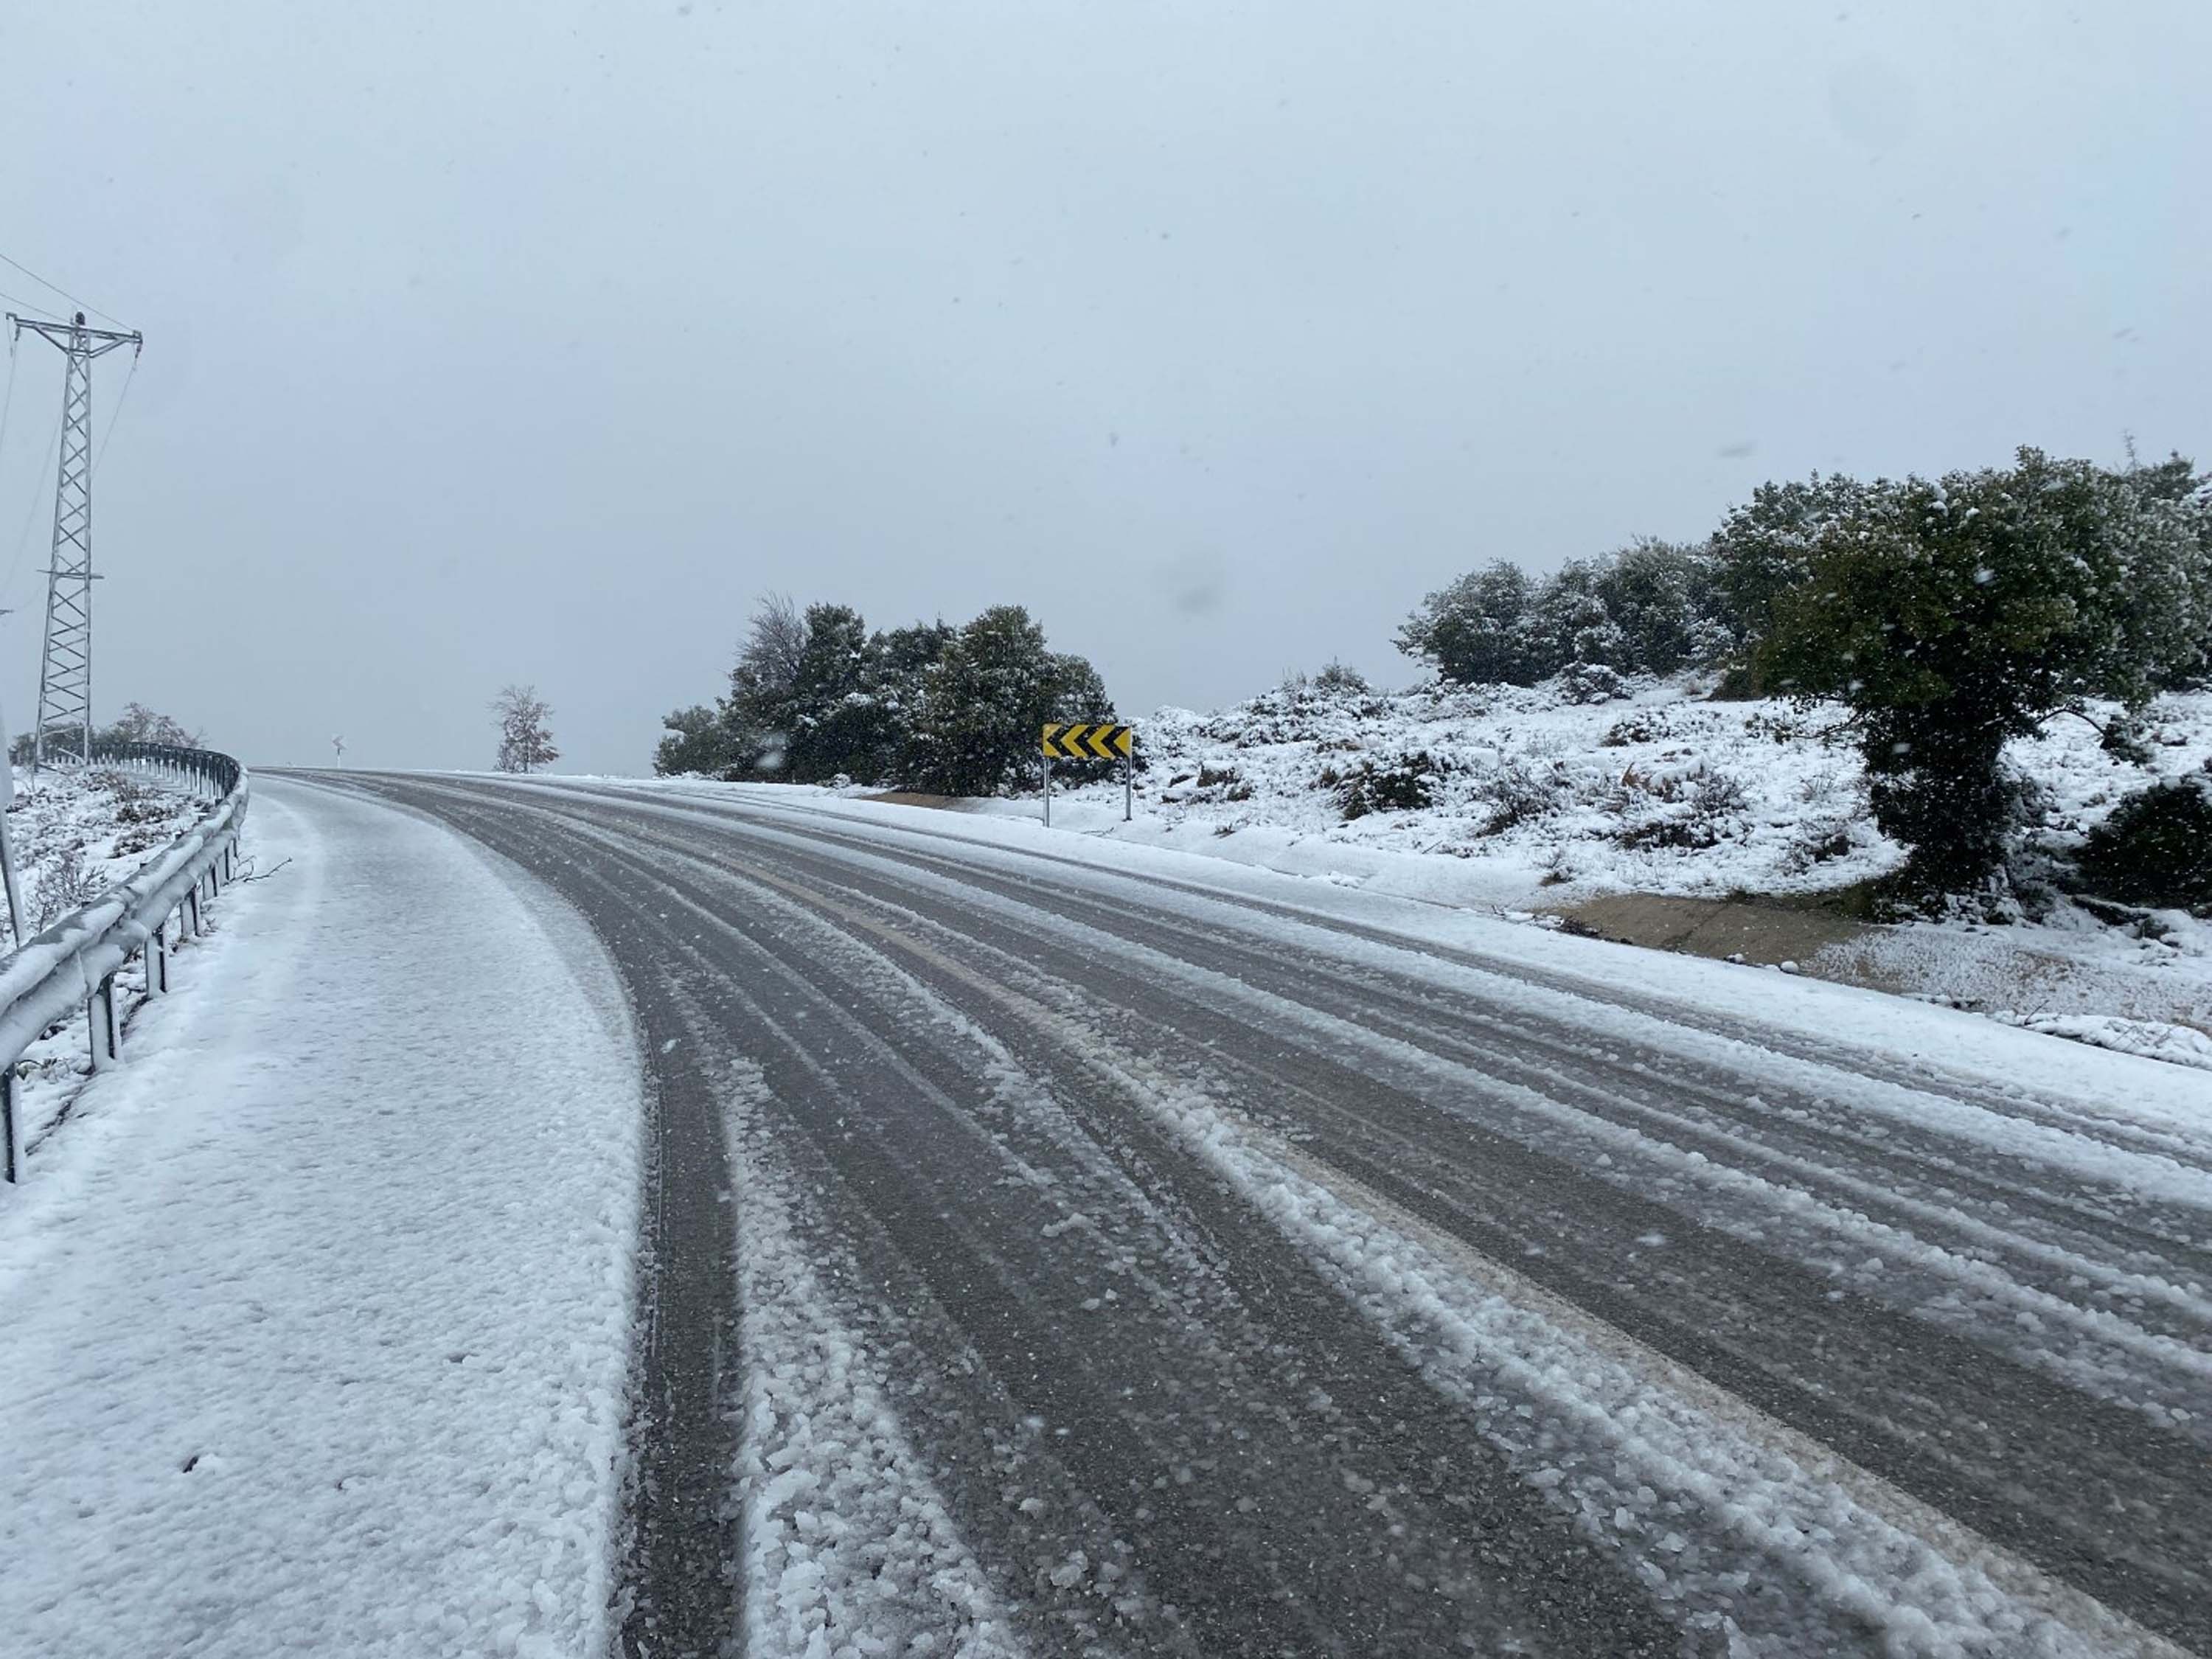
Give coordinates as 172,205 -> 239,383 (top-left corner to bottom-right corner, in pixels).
712,1052 -> 1023,1659
321,783 -> 2212,1659
680,811 -> 2212,1420
692,851 -> 2191,1659
584,805 -> 2212,1655
515,779 -> 2212,1179
627,832 -> 1687,1655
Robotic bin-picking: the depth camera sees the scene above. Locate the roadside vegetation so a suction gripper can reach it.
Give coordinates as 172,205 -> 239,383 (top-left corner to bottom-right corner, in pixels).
654,445 -> 2211,928
655,597 -> 1116,797
1397,446 -> 2212,915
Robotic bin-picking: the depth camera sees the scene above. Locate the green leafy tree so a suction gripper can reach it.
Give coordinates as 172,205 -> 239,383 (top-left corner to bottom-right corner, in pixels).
1708,473 -> 1874,669
784,603 -> 887,783
1757,448 -> 2211,894
1525,557 -> 1622,672
1396,560 -> 1544,685
1401,543 -> 1732,687
1596,539 -> 1730,675
653,705 -> 742,777
900,605 -> 1113,796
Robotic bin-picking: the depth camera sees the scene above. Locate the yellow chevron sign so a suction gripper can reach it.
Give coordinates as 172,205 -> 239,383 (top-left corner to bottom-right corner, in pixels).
1041,722 -> 1134,760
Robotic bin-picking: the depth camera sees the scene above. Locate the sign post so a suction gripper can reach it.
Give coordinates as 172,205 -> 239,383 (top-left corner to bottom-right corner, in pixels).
1040,723 -> 1137,827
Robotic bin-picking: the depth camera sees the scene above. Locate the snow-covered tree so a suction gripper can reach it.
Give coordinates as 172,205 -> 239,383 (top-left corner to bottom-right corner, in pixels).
492,684 -> 559,773
653,705 -> 740,777
1397,561 -> 1543,686
1758,448 -> 2212,894
1707,473 -> 1874,667
98,702 -> 202,748
1399,543 -> 1733,687
901,605 -> 1113,796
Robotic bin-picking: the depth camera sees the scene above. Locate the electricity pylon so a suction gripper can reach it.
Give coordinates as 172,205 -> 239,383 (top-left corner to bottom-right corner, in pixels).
8,312 -> 143,769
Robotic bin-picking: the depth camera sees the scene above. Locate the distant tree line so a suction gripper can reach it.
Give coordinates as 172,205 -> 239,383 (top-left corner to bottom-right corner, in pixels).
1398,448 -> 2212,898
655,597 -> 1114,797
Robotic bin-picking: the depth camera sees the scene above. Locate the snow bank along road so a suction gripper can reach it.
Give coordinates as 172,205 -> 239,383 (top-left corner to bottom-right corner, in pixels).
0,780 -> 640,1659
295,773 -> 2212,1658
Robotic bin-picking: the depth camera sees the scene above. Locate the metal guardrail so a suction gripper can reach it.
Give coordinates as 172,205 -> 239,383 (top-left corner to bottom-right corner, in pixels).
0,743 -> 250,1183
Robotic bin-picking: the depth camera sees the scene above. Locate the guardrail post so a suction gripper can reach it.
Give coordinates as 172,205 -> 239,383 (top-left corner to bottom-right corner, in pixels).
150,919 -> 169,995
88,976 -> 118,1071
2,1067 -> 16,1184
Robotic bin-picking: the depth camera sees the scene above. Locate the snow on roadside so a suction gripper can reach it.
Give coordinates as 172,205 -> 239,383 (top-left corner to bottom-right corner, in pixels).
4,764 -> 214,933
0,778 -> 642,1659
639,673 -> 2212,1053
1994,1012 -> 2212,1072
1,765 -> 226,1153
723,1060 -> 1023,1659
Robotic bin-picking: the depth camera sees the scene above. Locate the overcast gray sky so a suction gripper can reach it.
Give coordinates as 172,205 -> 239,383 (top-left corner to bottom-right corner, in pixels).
0,1 -> 2203,773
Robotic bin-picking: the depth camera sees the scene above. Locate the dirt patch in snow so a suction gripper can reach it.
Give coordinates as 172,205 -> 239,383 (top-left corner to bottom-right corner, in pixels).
1557,894 -> 1874,971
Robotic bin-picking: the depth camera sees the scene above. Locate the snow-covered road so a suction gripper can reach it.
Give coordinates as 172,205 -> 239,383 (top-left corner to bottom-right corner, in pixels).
0,780 -> 641,1659
14,770 -> 2208,1658
285,772 -> 2212,1659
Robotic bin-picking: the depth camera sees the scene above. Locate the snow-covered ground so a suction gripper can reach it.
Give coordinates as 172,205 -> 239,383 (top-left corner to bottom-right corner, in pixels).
691,676 -> 2212,1064
5,764 -> 215,935
2,765 -> 232,1154
0,779 -> 642,1658
383,772 -> 2212,1651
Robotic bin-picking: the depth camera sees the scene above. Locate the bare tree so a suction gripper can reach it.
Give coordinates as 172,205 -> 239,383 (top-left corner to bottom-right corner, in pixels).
740,592 -> 807,694
101,702 -> 203,748
491,684 -> 560,773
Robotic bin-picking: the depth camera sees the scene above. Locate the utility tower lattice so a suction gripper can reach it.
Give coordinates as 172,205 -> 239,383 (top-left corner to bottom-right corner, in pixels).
8,312 -> 143,768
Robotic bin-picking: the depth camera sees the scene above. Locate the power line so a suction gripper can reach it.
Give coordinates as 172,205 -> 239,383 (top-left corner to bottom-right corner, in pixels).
0,338 -> 16,480
0,249 -> 125,330
1,409 -> 62,605
0,285 -> 68,323
89,352 -> 139,477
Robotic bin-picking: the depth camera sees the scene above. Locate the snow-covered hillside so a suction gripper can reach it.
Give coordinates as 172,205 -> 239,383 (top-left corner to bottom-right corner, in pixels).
1116,676 -> 2207,904
1012,675 -> 2212,1062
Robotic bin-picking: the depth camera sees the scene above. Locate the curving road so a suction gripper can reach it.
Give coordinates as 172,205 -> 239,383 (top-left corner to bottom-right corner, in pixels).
287,771 -> 2212,1659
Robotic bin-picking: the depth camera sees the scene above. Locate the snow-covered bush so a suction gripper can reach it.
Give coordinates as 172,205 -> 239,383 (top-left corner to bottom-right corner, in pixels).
1310,659 -> 1371,696
1338,752 -> 1447,820
1474,754 -> 1571,835
1601,709 -> 1674,746
2073,768 -> 2212,915
1556,664 -> 1631,705
32,846 -> 97,930
1607,761 -> 1750,851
